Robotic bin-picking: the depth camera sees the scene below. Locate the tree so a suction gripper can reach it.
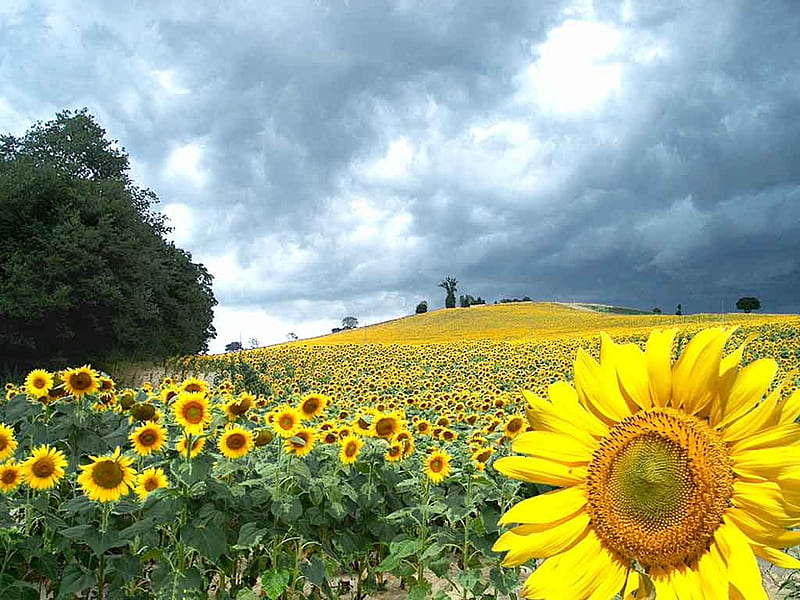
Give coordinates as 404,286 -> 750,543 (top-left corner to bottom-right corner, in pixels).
287,332 -> 298,341
225,341 -> 243,352
675,304 -> 682,316
652,307 -> 662,314
415,300 -> 428,314
248,337 -> 260,349
439,276 -> 458,309
736,297 -> 761,313
0,110 -> 217,370
342,316 -> 359,330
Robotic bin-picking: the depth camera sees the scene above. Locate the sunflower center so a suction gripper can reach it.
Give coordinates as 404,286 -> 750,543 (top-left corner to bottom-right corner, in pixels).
279,416 -> 295,430
33,458 -> 55,478
0,436 -> 8,451
70,372 -> 93,391
302,399 -> 319,415
139,431 -> 157,446
586,408 -> 733,569
430,457 -> 444,473
506,418 -> 523,434
184,404 -> 204,423
345,442 -> 358,457
226,433 -> 247,450
32,377 -> 47,389
375,418 -> 396,438
2,470 -> 18,484
91,460 -> 124,489
144,478 -> 159,492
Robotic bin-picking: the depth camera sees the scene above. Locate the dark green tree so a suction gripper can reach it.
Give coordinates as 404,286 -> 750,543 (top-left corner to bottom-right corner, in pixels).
736,297 -> 761,313
342,316 -> 359,329
675,303 -> 682,316
225,341 -> 243,352
0,110 -> 217,370
652,307 -> 662,314
439,276 -> 458,309
415,300 -> 428,314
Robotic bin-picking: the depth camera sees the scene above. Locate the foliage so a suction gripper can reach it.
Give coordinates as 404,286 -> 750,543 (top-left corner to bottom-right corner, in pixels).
415,301 -> 428,314
676,303 -> 683,316
439,277 -> 458,309
0,109 -> 216,372
225,341 -> 244,353
496,297 -> 531,303
459,295 -> 485,308
736,296 -> 761,313
341,316 -> 359,330
652,307 -> 662,314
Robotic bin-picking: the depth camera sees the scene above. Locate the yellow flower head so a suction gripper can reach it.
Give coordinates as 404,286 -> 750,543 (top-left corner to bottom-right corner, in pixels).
62,365 -> 100,397
24,369 -> 53,398
78,447 -> 137,503
129,422 -> 168,456
218,425 -> 255,459
424,449 -> 452,484
502,415 -> 527,440
173,392 -> 212,434
0,461 -> 22,493
0,424 -> 18,462
283,428 -> 316,457
339,435 -> 363,465
224,392 -> 254,419
384,442 -> 404,462
22,445 -> 68,490
271,405 -> 302,438
176,435 -> 206,458
179,377 -> 209,396
298,392 -> 329,420
493,327 -> 800,599
135,467 -> 169,501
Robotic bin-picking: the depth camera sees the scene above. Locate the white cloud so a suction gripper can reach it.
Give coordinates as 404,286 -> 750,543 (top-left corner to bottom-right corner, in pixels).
164,142 -> 208,188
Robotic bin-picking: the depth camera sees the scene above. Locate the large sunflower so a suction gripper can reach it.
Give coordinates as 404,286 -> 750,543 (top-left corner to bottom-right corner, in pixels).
172,392 -> 212,434
283,428 -> 316,457
129,422 -> 168,456
24,369 -> 54,398
0,424 -> 18,462
218,425 -> 255,459
299,393 -> 329,420
271,405 -> 302,438
22,445 -> 68,490
339,435 -> 364,465
0,461 -> 22,493
424,449 -> 452,483
493,327 -> 800,599
134,467 -> 169,501
77,447 -> 137,503
62,365 -> 100,397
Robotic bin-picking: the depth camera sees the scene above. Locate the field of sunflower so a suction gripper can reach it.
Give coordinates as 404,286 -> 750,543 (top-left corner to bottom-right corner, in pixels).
3,303 -> 800,599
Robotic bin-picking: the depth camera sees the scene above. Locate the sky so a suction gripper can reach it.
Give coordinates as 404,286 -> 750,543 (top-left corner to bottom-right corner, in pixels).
2,0 -> 799,352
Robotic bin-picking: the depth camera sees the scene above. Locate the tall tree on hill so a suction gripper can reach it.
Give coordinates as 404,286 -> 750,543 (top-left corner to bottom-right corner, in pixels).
0,109 -> 217,371
439,276 -> 458,308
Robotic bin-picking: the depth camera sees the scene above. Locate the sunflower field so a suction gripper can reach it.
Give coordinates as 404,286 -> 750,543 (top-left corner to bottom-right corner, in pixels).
3,304 -> 800,599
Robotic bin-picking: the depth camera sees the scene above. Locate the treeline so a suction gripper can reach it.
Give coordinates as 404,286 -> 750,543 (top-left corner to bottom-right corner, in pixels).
0,110 -> 217,372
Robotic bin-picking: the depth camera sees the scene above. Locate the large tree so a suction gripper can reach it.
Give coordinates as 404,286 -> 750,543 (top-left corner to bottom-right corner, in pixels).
0,109 -> 216,370
439,276 -> 458,309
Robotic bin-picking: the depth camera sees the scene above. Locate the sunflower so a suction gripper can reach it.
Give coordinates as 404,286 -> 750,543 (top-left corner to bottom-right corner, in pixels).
218,425 -> 255,459
22,445 -> 68,490
493,327 -> 800,599
24,369 -> 53,398
384,442 -> 404,462
134,467 -> 169,501
78,447 -> 137,503
373,412 -> 404,440
339,435 -> 364,465
415,420 -> 432,435
176,435 -> 206,458
424,449 -> 452,484
173,392 -> 212,434
179,377 -> 209,395
224,392 -> 254,419
62,365 -> 99,397
283,428 -> 316,457
271,405 -> 302,438
299,393 -> 328,420
502,415 -> 527,440
253,429 -> 274,447
0,424 -> 18,462
0,461 -> 22,493
129,422 -> 168,456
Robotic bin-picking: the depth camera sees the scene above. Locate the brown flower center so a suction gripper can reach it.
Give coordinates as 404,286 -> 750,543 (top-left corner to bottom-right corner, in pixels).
91,460 -> 124,489
184,403 -> 204,424
1,469 -> 18,484
429,457 -> 444,473
225,433 -> 247,450
70,372 -> 93,391
33,458 -> 55,478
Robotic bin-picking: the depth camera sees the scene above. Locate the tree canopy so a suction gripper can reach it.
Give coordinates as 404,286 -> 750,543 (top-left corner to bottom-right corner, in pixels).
0,109 -> 217,370
736,296 -> 761,313
439,276 -> 457,309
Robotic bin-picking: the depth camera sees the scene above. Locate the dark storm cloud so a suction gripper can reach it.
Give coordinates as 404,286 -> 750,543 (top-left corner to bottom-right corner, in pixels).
1,0 -> 799,348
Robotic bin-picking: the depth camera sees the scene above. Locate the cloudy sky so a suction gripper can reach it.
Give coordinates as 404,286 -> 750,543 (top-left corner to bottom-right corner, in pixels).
2,0 -> 799,351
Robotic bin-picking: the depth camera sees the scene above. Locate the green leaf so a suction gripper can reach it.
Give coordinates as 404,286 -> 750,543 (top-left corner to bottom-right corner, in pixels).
235,522 -> 266,549
389,538 -> 422,559
57,564 -> 97,599
408,582 -> 431,600
181,522 -> 227,563
261,568 -> 291,600
420,542 -> 445,562
235,591 -> 258,600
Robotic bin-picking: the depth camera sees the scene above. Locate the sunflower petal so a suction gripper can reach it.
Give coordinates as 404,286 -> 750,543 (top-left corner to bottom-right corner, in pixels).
574,348 -> 631,423
753,545 -> 800,569
547,382 -> 609,438
499,485 -> 586,526
730,423 -> 800,453
732,446 -> 800,481
646,328 -> 677,408
714,519 -> 769,600
522,390 -> 600,445
726,506 -> 800,548
779,389 -> 800,425
671,328 -> 734,415
494,511 -> 590,565
493,456 -> 586,487
698,542 -> 728,600
601,333 -> 651,410
511,430 -> 593,464
717,358 -> 778,430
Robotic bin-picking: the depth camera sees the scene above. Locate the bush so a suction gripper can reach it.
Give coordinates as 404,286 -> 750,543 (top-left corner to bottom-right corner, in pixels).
736,297 -> 761,313
415,301 -> 428,314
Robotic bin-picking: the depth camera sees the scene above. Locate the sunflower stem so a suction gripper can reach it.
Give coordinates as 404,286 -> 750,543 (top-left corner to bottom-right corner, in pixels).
618,562 -> 633,599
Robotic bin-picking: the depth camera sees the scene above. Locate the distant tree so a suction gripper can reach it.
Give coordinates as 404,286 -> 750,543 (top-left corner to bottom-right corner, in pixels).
342,316 -> 359,330
415,300 -> 428,314
522,296 -> 532,302
652,307 -> 662,314
287,332 -> 298,341
225,341 -> 243,352
459,294 -> 478,308
439,276 -> 458,309
736,297 -> 761,313
248,337 -> 259,349
676,304 -> 682,316
474,296 -> 486,305
331,327 -> 343,333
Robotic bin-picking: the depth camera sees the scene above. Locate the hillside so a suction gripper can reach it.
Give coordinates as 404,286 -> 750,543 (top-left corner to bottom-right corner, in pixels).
294,301 -> 795,346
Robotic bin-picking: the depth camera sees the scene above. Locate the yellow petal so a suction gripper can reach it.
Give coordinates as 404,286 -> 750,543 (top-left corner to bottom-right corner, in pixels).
499,485 -> 586,526
547,382 -> 609,438
601,333 -> 651,410
511,430 -> 593,464
753,544 -> 800,569
671,328 -> 735,415
494,511 -> 590,566
648,567 -> 679,600
732,446 -> 800,481
714,519 -> 768,600
646,328 -> 677,408
493,456 -> 587,487
698,542 -> 728,600
779,389 -> 800,425
726,506 -> 800,548
574,348 -> 630,423
717,358 -> 778,430
522,390 -> 599,446
730,422 -> 800,453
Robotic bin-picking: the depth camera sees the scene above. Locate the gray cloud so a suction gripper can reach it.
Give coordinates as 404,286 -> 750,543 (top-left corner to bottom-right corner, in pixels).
2,0 -> 799,349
